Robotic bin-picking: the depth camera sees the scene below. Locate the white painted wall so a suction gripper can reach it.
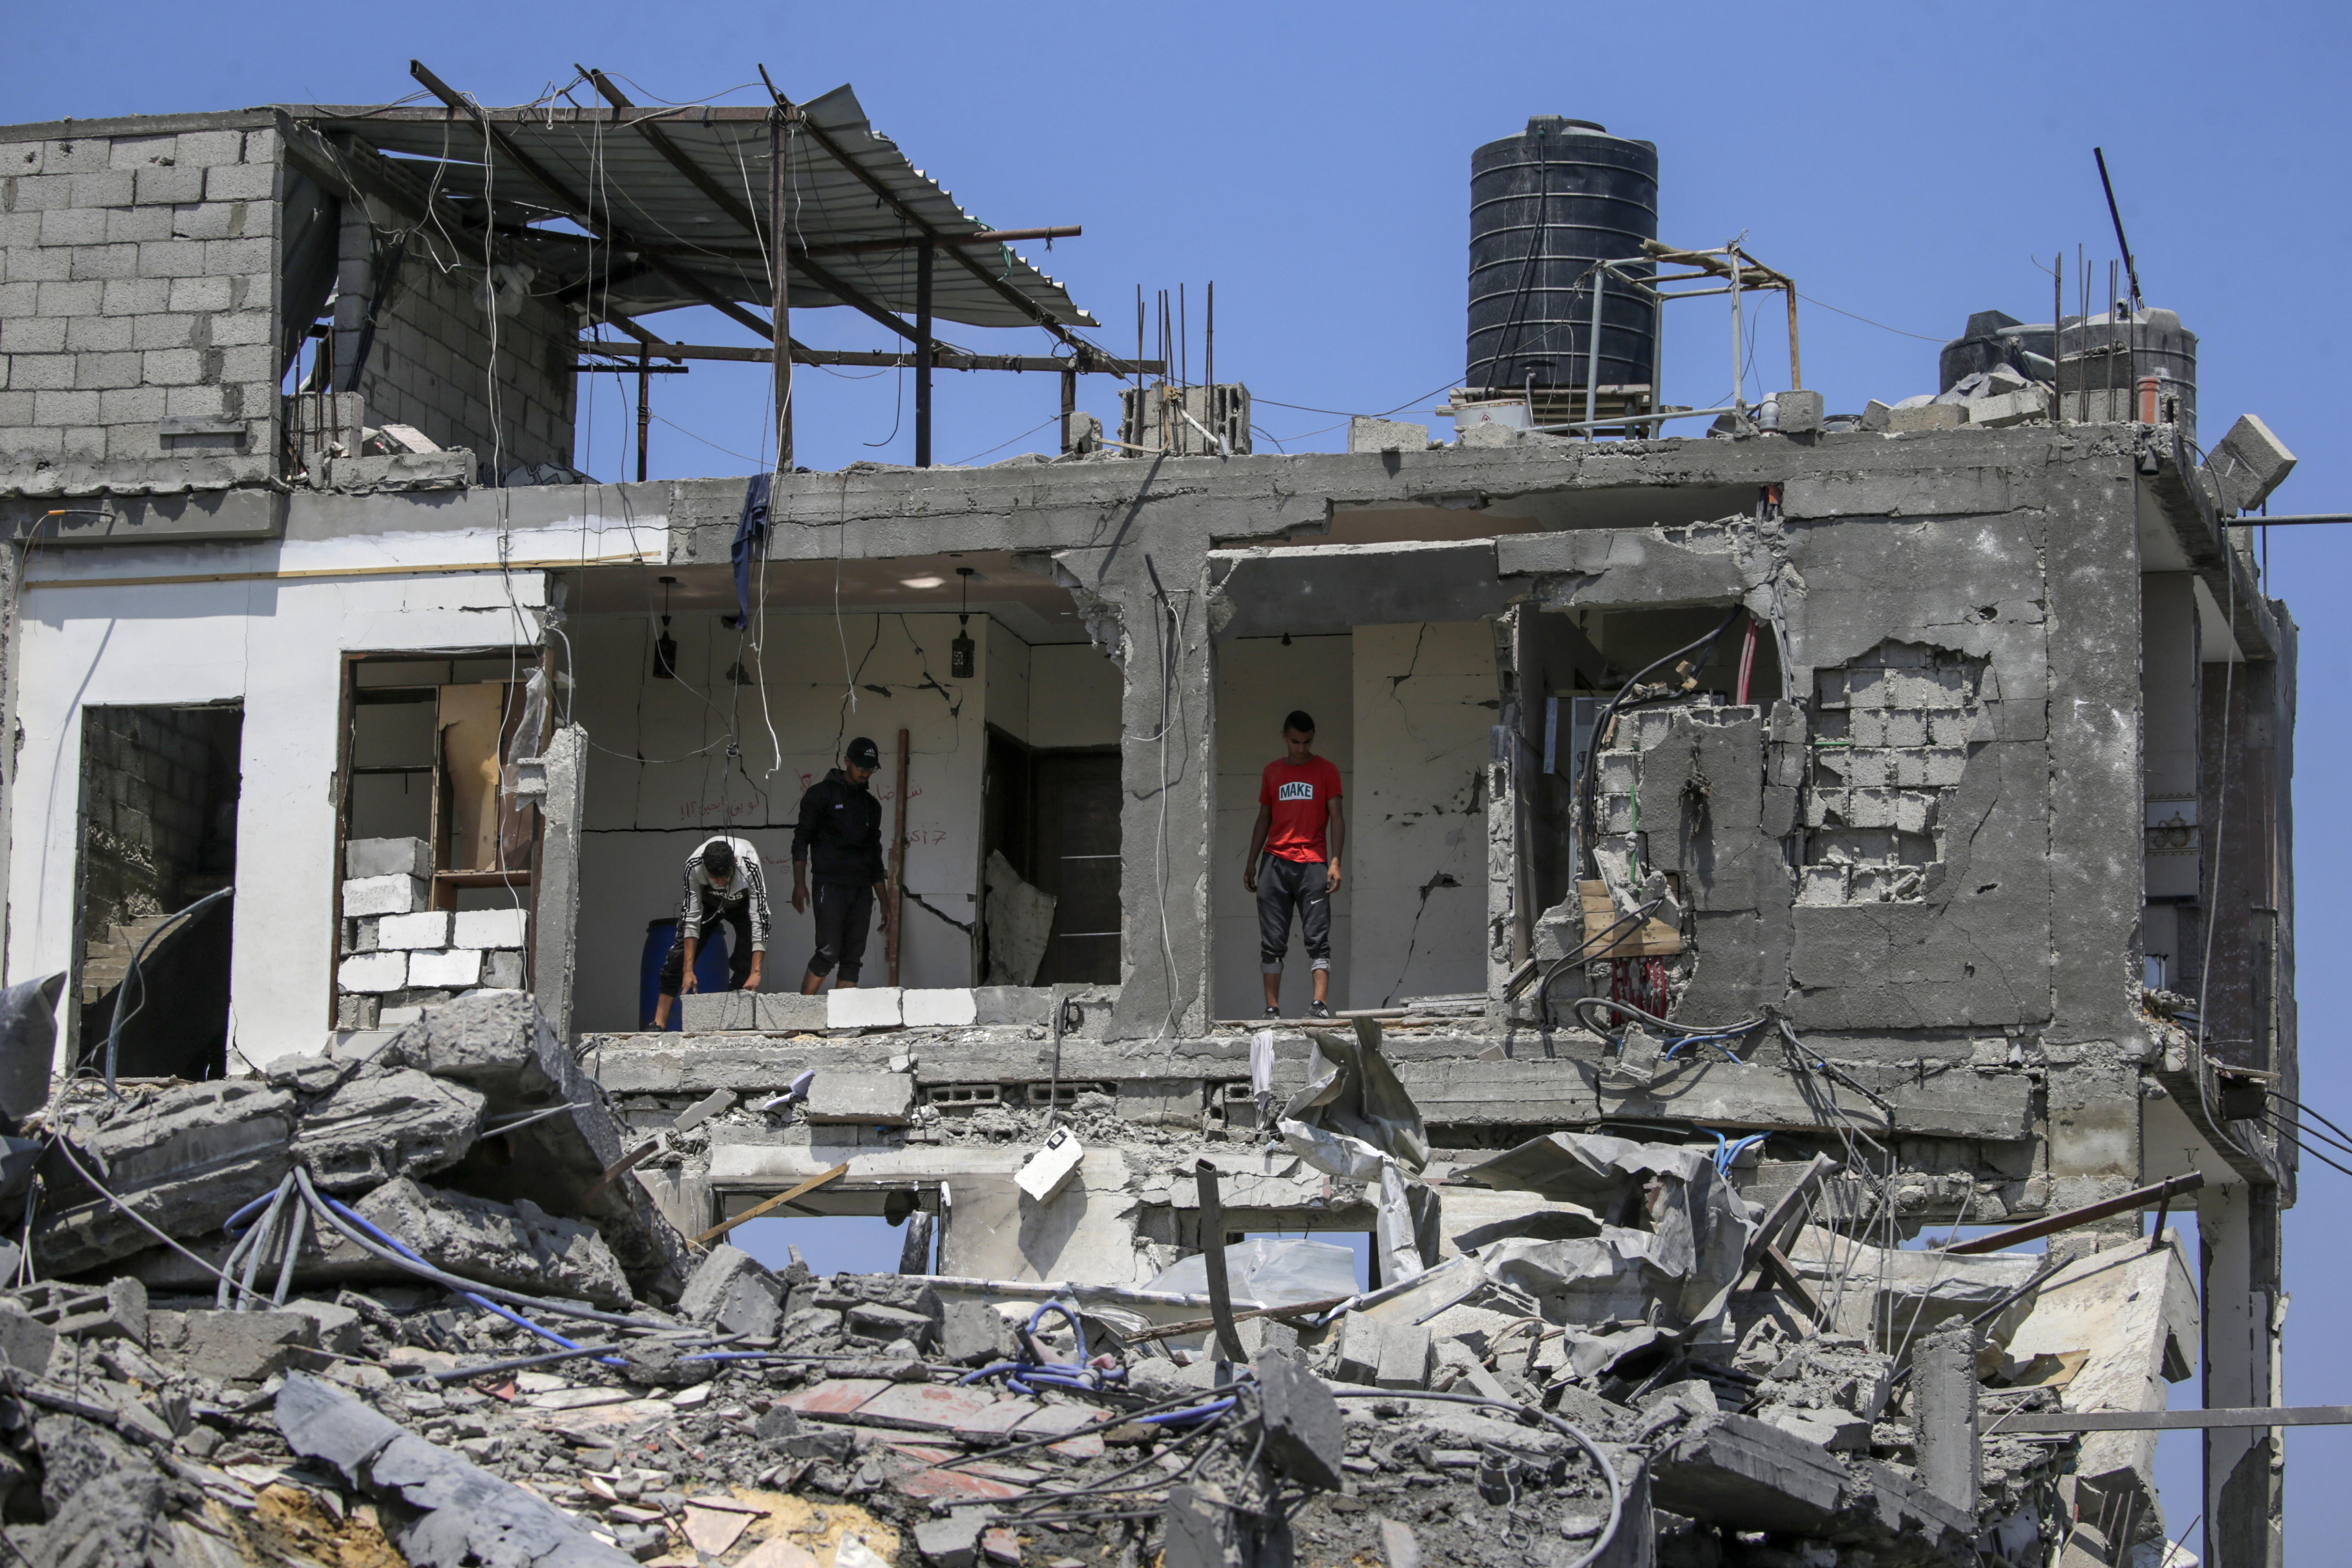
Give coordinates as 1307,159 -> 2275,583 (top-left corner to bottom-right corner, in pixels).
1212,636 -> 1353,1019
9,552 -> 559,1071
1349,622 -> 1494,1007
566,610 -> 988,1032
1025,645 -> 1124,749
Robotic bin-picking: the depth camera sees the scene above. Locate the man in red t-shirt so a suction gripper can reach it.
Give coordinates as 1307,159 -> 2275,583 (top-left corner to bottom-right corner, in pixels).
1245,709 -> 1346,1019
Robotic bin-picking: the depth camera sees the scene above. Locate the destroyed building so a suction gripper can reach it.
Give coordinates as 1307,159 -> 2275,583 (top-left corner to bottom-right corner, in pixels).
0,90 -> 2313,1568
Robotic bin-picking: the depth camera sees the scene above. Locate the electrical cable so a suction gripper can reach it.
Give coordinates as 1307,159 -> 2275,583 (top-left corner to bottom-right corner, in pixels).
1529,898 -> 1662,1023
1326,1389 -> 1624,1568
1576,606 -> 1747,880
290,1167 -> 679,1331
46,1137 -> 244,1290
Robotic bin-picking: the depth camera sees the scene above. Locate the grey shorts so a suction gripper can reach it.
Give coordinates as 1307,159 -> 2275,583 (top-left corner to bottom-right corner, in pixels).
1257,855 -> 1332,972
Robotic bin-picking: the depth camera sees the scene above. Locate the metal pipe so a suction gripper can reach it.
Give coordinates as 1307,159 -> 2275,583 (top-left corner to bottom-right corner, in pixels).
1728,247 -> 1745,414
886,729 -> 910,984
635,341 -> 650,482
1531,404 -> 1739,435
914,241 -> 934,467
1583,264 -> 1605,431
768,112 -> 792,473
1945,1171 -> 2203,1255
1783,284 -> 1802,390
2232,514 -> 2352,525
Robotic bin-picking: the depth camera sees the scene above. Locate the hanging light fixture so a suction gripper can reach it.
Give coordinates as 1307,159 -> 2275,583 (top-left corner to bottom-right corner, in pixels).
651,575 -> 679,679
950,565 -> 976,679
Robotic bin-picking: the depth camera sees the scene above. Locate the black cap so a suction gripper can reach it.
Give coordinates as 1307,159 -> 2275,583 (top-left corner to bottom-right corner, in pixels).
846,736 -> 881,768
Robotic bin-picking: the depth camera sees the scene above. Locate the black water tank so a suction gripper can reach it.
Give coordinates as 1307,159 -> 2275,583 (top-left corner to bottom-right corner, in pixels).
1467,117 -> 1659,396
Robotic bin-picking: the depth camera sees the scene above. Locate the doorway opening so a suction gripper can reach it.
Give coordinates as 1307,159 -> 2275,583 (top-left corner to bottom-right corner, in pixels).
75,703 -> 241,1081
982,735 -> 1121,985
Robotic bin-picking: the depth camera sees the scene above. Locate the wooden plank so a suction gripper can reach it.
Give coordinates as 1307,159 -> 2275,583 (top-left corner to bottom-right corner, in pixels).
690,1163 -> 850,1246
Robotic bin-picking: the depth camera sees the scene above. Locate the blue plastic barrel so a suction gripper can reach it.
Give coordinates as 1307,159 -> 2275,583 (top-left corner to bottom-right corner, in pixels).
640,917 -> 734,1030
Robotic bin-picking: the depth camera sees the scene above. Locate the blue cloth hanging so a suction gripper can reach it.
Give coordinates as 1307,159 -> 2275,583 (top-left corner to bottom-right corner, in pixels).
732,471 -> 771,625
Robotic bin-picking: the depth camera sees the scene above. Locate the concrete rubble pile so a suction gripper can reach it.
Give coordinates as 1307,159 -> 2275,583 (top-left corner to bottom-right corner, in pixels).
0,997 -> 2174,1568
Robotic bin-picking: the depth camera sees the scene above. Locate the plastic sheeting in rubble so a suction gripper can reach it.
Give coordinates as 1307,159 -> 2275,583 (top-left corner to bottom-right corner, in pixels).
1144,1235 -> 1362,1308
1275,1017 -> 1440,1284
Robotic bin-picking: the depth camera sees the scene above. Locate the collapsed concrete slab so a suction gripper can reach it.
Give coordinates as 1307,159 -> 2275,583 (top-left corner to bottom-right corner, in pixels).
34,1079 -> 295,1276
276,1372 -> 638,1568
378,991 -> 693,1298
354,1175 -> 633,1306
291,1067 -> 485,1193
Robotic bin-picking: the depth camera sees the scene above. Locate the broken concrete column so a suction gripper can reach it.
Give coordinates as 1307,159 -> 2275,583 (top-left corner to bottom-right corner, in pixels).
353,1176 -> 633,1306
1911,1323 -> 1980,1513
292,1067 -> 485,1193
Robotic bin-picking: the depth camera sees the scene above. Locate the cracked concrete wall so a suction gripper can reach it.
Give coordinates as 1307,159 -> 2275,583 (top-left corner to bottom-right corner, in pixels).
1351,622 -> 1494,1009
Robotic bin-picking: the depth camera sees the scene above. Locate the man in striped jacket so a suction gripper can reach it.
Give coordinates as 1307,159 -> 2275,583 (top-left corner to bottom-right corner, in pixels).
650,835 -> 770,1028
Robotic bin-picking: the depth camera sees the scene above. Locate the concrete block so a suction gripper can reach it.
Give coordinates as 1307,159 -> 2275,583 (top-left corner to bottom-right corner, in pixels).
167,274 -> 234,312
1968,385 -> 2051,428
671,1089 -> 735,1132
1332,1313 -> 1385,1384
1374,1320 -> 1434,1389
376,911 -> 452,949
0,317 -> 65,356
292,1067 -> 485,1194
914,1511 -> 988,1568
354,1177 -> 633,1306
755,992 -> 829,1031
804,1071 -> 916,1126
483,950 -> 525,989
678,1244 -> 785,1337
334,994 -> 380,1029
102,276 -> 171,314
1886,403 -> 1966,432
1757,1406 -> 1871,1451
0,1299 -> 55,1377
934,1298 -> 1016,1366
205,163 -> 274,202
828,987 -> 903,1029
183,1309 -> 317,1382
846,1301 -> 934,1345
903,988 -> 978,1027
134,165 -> 206,206
679,991 -> 755,1031
175,130 -> 246,167
342,871 -> 426,915
2207,412 -> 2296,512
1253,1350 -> 1343,1489
282,1300 -> 364,1357
136,240 -> 206,279
1015,1126 -> 1084,1202
1348,416 -> 1429,453
71,241 -> 143,279
1162,1485 -> 1244,1568
345,836 -> 429,879
454,907 -> 528,949
337,951 -> 408,993
40,207 -> 111,248
1774,389 -> 1825,433
409,949 -> 484,988
971,986 -> 1050,1026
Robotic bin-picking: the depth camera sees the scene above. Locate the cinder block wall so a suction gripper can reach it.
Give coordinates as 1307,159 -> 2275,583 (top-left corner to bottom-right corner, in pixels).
78,705 -> 238,937
0,116 -> 282,471
336,202 -> 577,476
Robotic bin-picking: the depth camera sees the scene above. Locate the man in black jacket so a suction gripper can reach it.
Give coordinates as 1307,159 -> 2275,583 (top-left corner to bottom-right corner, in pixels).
791,736 -> 894,993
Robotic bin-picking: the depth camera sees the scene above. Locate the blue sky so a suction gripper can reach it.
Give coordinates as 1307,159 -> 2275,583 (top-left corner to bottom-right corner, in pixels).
11,1 -> 2351,1555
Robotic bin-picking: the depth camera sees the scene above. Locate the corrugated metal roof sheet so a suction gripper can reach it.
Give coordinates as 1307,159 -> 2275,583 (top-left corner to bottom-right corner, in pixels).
298,85 -> 1097,334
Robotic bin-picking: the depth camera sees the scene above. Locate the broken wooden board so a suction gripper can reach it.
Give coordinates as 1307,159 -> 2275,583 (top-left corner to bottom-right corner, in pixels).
1576,880 -> 1683,958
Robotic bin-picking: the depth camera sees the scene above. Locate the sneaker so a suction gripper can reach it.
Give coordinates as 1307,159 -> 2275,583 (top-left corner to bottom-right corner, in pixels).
1309,1001 -> 1333,1020
1263,1005 -> 1281,1019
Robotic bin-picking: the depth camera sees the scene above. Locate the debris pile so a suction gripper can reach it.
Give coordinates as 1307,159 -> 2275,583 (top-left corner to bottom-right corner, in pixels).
0,1000 -> 2171,1567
